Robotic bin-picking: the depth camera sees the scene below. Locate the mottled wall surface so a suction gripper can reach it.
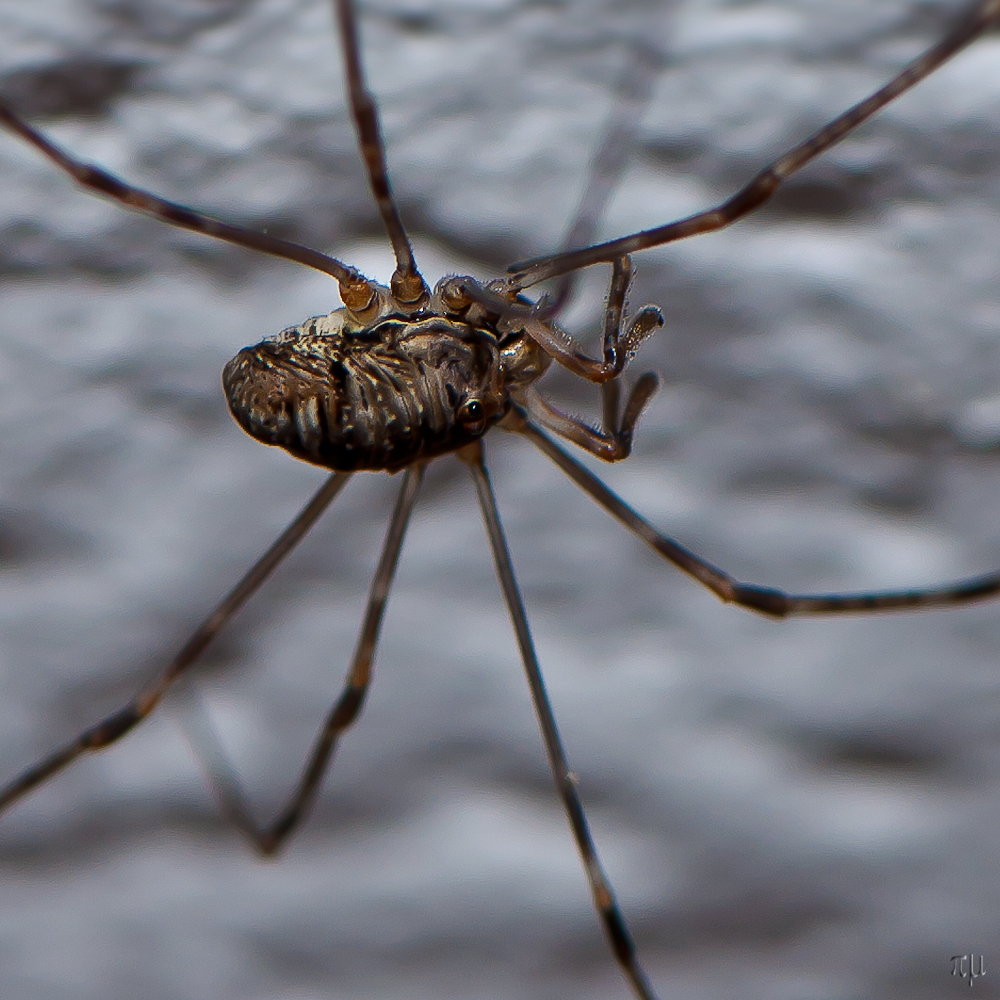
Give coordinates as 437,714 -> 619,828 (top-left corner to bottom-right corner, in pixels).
0,2 -> 999,998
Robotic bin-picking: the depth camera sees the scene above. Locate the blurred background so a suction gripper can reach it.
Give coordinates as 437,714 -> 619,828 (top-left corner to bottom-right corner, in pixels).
0,1 -> 999,997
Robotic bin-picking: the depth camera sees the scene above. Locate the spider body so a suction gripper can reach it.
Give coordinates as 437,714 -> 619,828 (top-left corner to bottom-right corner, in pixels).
223,280 -> 551,472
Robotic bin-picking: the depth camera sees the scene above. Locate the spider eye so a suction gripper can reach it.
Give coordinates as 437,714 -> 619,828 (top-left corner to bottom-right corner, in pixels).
459,399 -> 483,422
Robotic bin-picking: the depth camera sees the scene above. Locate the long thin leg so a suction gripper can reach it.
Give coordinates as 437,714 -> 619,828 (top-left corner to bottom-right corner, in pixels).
507,0 -> 1000,289
179,465 -> 423,856
515,414 -> 1000,618
332,0 -> 427,307
0,100 -> 359,286
460,442 -> 657,1000
0,472 -> 351,815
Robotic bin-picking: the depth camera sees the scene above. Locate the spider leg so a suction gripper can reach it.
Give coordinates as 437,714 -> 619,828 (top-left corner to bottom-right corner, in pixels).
507,0 -> 1000,289
517,415 -> 1000,618
600,255 -> 661,451
602,256 -> 635,420
524,375 -> 658,463
519,255 -> 660,460
332,0 -> 427,307
461,442 -> 658,1000
178,465 -> 423,856
459,256 -> 664,385
533,256 -> 665,384
0,99 -> 360,286
0,472 -> 351,816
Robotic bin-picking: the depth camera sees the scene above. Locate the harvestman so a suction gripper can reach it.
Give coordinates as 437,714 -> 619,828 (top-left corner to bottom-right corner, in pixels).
2,1 -> 1000,997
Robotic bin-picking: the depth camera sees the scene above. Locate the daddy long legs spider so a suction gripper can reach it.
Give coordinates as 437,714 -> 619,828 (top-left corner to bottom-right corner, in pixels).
1,1 -> 1000,998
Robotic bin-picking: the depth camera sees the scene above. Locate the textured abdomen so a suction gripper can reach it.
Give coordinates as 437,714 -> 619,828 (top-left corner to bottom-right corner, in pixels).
223,311 -> 507,472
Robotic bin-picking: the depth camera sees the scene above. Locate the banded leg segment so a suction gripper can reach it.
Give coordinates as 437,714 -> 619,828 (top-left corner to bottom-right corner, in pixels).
181,466 -> 424,856
332,0 -> 427,307
462,443 -> 657,1000
507,0 -> 1000,288
0,99 -> 358,285
518,416 -> 1000,618
0,472 -> 351,816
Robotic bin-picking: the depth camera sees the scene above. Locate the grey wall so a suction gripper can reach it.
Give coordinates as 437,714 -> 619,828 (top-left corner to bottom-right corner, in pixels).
0,1 -> 999,998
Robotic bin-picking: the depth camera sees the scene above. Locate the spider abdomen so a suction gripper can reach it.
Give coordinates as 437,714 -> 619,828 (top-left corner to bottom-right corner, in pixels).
223,310 -> 507,472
